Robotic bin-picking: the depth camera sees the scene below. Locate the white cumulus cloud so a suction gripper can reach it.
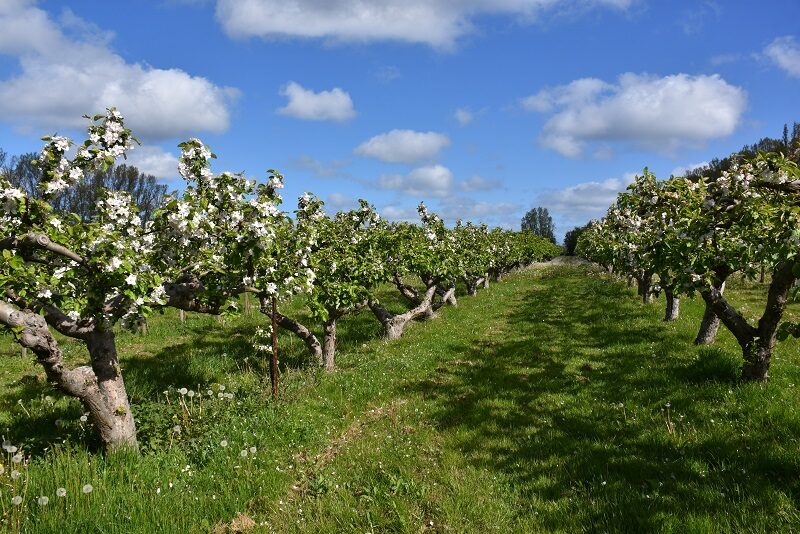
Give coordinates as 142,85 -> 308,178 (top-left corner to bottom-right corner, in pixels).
277,81 -> 356,122
326,192 -> 356,211
764,36 -> 800,78
0,1 -> 237,139
124,145 -> 180,182
524,73 -> 747,158
355,129 -> 450,164
379,165 -> 453,197
380,204 -> 419,222
215,0 -> 632,49
539,174 -> 636,223
454,108 -> 474,126
460,175 -> 501,192
439,197 -> 520,224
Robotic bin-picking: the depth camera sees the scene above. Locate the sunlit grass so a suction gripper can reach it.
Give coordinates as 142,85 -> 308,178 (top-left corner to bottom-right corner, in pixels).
0,267 -> 799,532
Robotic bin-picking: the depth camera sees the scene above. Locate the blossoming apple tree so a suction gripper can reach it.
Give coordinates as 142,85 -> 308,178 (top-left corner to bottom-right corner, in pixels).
0,110 -> 159,450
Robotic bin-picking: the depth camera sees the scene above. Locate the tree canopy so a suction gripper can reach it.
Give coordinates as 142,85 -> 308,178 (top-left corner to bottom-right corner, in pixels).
521,206 -> 555,243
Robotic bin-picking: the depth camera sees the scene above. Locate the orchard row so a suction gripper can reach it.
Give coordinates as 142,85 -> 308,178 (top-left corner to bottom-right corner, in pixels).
0,109 -> 560,450
576,150 -> 800,382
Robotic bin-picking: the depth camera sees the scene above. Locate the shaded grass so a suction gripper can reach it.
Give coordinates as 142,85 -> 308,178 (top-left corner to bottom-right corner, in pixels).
0,267 -> 799,532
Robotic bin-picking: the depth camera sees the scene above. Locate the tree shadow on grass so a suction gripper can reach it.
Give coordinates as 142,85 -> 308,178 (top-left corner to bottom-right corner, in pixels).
404,268 -> 800,531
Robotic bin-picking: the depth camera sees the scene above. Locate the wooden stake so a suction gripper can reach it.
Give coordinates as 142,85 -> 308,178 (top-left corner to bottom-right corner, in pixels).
270,297 -> 279,400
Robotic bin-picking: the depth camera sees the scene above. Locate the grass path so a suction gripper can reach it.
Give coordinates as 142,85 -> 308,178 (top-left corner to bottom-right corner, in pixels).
4,265 -> 800,532
260,266 -> 800,533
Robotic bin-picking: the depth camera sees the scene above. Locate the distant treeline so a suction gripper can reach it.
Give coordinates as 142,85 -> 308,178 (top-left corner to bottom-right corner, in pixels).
682,121 -> 800,181
0,148 -> 167,222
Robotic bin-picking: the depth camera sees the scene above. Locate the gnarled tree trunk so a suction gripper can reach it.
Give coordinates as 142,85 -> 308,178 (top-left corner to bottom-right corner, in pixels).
695,280 -> 725,345
85,330 -> 138,449
322,314 -> 337,372
258,298 -> 323,365
703,261 -> 796,382
0,301 -> 137,451
637,271 -> 654,304
369,285 -> 437,340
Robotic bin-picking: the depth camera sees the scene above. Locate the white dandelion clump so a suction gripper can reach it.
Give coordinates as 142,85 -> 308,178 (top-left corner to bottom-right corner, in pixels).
37,496 -> 49,506
82,484 -> 93,494
11,496 -> 22,506
56,488 -> 67,498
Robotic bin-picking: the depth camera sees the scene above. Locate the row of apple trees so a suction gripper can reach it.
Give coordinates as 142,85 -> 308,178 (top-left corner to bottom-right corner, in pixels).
0,110 -> 560,450
577,151 -> 800,383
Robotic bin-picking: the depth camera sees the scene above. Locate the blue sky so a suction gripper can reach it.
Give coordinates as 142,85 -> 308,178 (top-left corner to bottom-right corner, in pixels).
1,0 -> 799,240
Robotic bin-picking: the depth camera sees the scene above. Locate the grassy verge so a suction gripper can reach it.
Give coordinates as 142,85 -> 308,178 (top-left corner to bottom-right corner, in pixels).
0,266 -> 799,532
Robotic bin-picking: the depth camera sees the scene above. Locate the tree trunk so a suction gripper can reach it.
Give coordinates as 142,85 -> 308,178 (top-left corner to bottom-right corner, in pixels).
466,278 -> 478,297
393,274 -> 420,303
702,261 -> 795,382
368,285 -> 437,340
275,313 -> 322,365
84,330 -> 138,450
628,277 -> 636,288
664,287 -> 680,321
0,301 -> 137,451
695,280 -> 725,345
637,271 -> 654,304
741,342 -> 773,382
741,261 -> 795,381
322,315 -> 337,372
483,274 -> 490,289
432,286 -> 457,312
442,286 -> 457,306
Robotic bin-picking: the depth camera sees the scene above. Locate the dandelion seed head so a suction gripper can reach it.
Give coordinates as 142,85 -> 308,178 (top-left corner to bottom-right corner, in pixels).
240,450 -> 247,457
79,415 -> 88,423
11,454 -> 23,464
179,388 -> 188,395
11,470 -> 20,480
56,488 -> 66,497
220,440 -> 228,448
11,496 -> 22,506
82,484 -> 93,494
37,496 -> 49,506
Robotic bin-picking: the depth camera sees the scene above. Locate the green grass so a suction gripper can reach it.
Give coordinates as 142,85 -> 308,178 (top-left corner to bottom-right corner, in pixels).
0,266 -> 799,532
